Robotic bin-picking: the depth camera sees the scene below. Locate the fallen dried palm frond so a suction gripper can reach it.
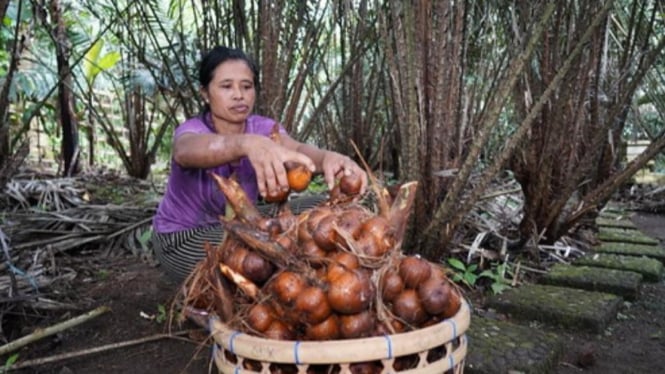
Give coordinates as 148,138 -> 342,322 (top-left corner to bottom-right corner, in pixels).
1,170 -> 158,314
3,178 -> 85,212
453,171 -> 589,286
5,205 -> 154,255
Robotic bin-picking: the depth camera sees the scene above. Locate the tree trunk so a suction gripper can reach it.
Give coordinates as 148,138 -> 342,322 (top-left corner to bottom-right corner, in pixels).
125,90 -> 151,179
381,1 -> 468,257
50,0 -> 79,176
408,1 -> 557,258
84,94 -> 96,167
509,1 -> 610,244
509,1 -> 664,246
0,0 -> 22,178
87,116 -> 95,167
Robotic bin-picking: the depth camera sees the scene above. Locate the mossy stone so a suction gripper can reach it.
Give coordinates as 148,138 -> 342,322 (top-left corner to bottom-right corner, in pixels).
539,264 -> 642,300
598,228 -> 660,245
598,209 -> 631,220
596,217 -> 638,230
594,242 -> 665,264
575,253 -> 663,282
466,316 -> 563,374
486,284 -> 622,333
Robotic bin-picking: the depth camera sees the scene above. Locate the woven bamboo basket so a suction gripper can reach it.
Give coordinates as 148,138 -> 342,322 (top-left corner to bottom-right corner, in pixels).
209,299 -> 470,374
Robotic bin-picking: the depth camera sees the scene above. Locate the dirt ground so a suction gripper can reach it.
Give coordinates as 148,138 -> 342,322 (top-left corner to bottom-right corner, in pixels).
8,256 -> 211,374
4,213 -> 665,374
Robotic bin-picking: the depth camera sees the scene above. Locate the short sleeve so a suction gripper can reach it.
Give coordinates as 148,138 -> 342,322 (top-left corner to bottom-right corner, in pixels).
175,117 -> 211,139
246,115 -> 288,137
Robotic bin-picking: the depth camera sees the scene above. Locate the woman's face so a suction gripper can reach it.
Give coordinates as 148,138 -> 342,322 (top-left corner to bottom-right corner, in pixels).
203,59 -> 256,129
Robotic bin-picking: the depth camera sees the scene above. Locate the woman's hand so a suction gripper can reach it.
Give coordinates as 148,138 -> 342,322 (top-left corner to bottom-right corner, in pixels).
320,151 -> 368,194
242,135 -> 315,198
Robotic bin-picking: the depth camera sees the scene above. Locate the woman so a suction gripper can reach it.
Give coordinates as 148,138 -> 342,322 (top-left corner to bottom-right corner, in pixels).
152,46 -> 367,281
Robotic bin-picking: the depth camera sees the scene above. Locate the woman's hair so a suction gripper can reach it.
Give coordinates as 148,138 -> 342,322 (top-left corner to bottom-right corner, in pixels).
198,46 -> 259,88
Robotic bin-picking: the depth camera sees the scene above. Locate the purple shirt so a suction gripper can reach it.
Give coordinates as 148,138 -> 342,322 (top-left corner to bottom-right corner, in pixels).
153,114 -> 286,233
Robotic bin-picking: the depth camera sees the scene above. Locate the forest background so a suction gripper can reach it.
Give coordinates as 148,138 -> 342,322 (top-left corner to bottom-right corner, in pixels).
0,0 -> 664,275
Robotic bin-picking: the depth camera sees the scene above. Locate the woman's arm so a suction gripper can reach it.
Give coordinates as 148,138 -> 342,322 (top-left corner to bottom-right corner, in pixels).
173,133 -> 245,168
174,132 -> 316,198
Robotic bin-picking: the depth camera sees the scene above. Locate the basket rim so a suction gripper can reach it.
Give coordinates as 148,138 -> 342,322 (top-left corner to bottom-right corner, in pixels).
208,299 -> 470,365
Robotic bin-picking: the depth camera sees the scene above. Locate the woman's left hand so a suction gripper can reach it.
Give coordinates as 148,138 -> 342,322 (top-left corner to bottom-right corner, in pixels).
321,152 -> 368,194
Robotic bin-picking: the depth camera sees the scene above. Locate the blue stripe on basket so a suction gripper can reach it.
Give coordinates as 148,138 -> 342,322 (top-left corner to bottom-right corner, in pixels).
449,354 -> 455,369
229,331 -> 242,354
383,335 -> 393,359
294,341 -> 302,365
447,319 -> 458,339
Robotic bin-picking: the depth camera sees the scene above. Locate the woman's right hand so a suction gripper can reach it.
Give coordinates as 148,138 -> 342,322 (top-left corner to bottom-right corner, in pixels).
242,135 -> 315,199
